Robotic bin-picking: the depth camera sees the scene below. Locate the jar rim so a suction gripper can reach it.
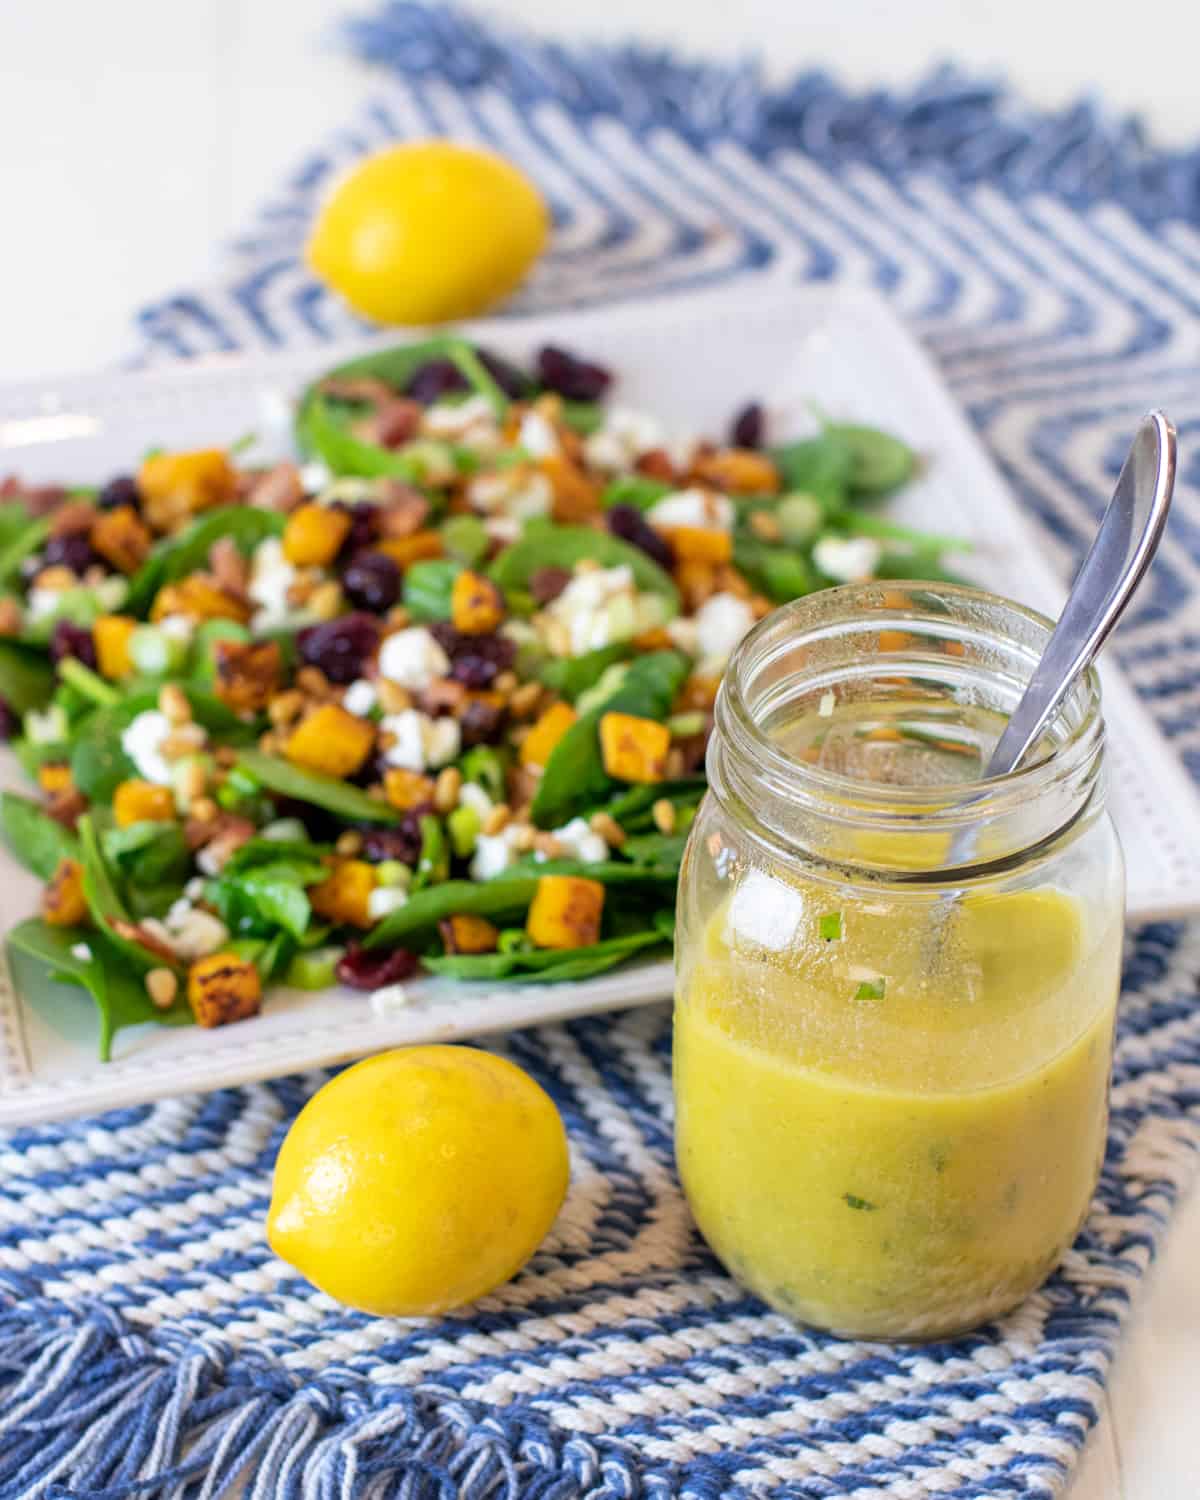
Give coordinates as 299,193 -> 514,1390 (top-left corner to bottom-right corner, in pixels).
712,582 -> 1105,871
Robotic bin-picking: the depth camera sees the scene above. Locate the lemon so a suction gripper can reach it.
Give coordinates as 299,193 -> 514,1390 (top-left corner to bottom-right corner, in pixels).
307,141 -> 549,325
267,1045 -> 569,1316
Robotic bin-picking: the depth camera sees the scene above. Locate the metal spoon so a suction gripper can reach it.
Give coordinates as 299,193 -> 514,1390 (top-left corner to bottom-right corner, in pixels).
980,409 -> 1176,782
933,410 -> 1176,895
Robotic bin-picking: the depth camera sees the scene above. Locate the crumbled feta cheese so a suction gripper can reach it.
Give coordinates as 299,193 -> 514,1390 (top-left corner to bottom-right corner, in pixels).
470,825 -> 523,881
121,710 -> 173,785
544,565 -> 639,656
647,487 -> 734,531
369,982 -> 411,1017
24,703 -> 68,745
71,942 -> 92,962
423,394 -> 496,439
248,537 -> 297,628
26,587 -> 66,621
812,537 -> 883,584
378,628 -> 451,692
467,468 -> 553,520
342,678 -> 378,718
818,691 -> 836,718
158,614 -> 195,642
484,516 -> 522,545
458,782 -> 494,817
163,900 -> 229,961
695,592 -> 756,669
368,886 -> 409,921
299,459 -> 332,494
666,617 -> 700,657
184,877 -> 206,901
262,818 -> 307,842
380,709 -> 461,771
583,407 -> 664,472
97,577 -> 129,612
542,817 -> 607,865
319,477 -> 377,507
518,410 -> 560,459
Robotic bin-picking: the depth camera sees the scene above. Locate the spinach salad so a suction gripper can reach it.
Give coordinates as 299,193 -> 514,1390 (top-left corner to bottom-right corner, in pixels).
0,337 -> 962,1056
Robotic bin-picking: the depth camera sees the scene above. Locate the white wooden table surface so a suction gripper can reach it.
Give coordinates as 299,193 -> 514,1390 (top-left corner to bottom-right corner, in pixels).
2,4 -> 1198,1495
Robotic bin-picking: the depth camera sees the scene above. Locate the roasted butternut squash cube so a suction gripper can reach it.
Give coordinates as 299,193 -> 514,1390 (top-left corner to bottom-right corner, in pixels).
42,857 -> 87,927
213,638 -> 283,714
93,614 -> 137,680
599,712 -> 671,783
658,526 -> 732,565
376,531 -> 444,568
384,767 -> 436,810
114,779 -> 176,828
520,701 -> 577,769
37,763 -> 73,795
309,860 -> 376,929
451,570 -> 505,634
438,913 -> 500,954
187,952 -> 262,1028
282,503 -> 352,567
674,559 -> 717,612
541,454 -> 601,522
285,704 -> 374,778
151,577 -> 251,625
527,875 -> 605,950
690,449 -> 780,494
138,449 -> 238,533
91,505 -> 153,574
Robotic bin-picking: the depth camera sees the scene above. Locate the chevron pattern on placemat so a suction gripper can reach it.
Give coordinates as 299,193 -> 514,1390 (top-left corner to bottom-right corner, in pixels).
3,5 -> 1199,1497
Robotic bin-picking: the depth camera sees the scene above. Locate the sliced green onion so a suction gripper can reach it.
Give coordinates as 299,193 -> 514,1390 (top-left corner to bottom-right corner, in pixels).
819,911 -> 843,943
853,978 -> 886,1002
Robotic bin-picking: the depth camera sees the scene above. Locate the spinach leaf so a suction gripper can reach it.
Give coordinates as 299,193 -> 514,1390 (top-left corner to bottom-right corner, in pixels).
234,749 -> 400,823
296,336 -> 509,478
7,919 -> 189,1062
531,650 -> 689,828
224,836 -> 334,874
560,401 -> 605,436
620,832 -> 689,868
769,434 -> 854,509
403,559 -> 460,622
733,536 -> 815,603
0,792 -> 81,878
209,859 -> 324,941
600,475 -> 672,512
872,551 -> 970,586
102,820 -> 190,887
423,928 -> 666,982
490,526 -> 679,610
0,517 -> 50,589
127,507 -> 285,614
826,422 -> 916,495
0,500 -> 34,551
0,639 -> 54,714
537,643 -> 631,700
77,813 -> 178,974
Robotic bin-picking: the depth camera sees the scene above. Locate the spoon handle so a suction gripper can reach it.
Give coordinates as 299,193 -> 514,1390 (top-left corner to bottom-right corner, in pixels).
984,410 -> 1176,779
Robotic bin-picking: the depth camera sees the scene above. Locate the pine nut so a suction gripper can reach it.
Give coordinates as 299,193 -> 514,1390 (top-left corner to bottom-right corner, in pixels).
652,798 -> 677,835
434,767 -> 462,813
158,683 -> 192,724
268,689 -> 305,726
749,510 -> 782,542
376,679 -> 412,714
589,811 -> 627,847
482,803 -> 511,836
493,670 -> 518,696
177,760 -> 207,805
145,968 -> 178,1010
336,830 -> 364,856
509,682 -> 543,719
190,797 -> 218,824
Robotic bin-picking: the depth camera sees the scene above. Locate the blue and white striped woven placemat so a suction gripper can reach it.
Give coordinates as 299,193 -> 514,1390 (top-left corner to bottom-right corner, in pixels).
4,5 -> 1200,1495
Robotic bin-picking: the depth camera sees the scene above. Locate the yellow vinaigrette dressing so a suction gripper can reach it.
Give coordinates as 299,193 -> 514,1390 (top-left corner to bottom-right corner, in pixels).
674,586 -> 1125,1340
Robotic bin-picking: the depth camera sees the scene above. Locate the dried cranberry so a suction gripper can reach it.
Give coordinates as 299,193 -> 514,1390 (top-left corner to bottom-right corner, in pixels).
530,566 -> 571,605
97,474 -> 140,511
429,623 -> 516,673
460,696 -> 507,746
0,696 -> 17,741
333,500 -> 379,558
730,402 -> 765,449
449,654 -> 497,689
50,619 -> 97,671
404,359 -> 469,405
43,532 -> 99,575
477,348 -> 532,400
360,809 -> 427,866
336,942 -> 420,992
607,505 -> 674,571
297,613 -> 380,684
536,346 -> 612,403
342,551 -> 401,613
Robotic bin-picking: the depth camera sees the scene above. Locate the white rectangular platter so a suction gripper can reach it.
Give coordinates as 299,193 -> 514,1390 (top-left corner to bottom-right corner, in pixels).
1,282 -> 1198,1124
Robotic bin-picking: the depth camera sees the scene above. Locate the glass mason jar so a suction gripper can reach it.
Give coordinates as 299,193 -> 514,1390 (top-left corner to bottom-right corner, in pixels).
674,583 -> 1124,1341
